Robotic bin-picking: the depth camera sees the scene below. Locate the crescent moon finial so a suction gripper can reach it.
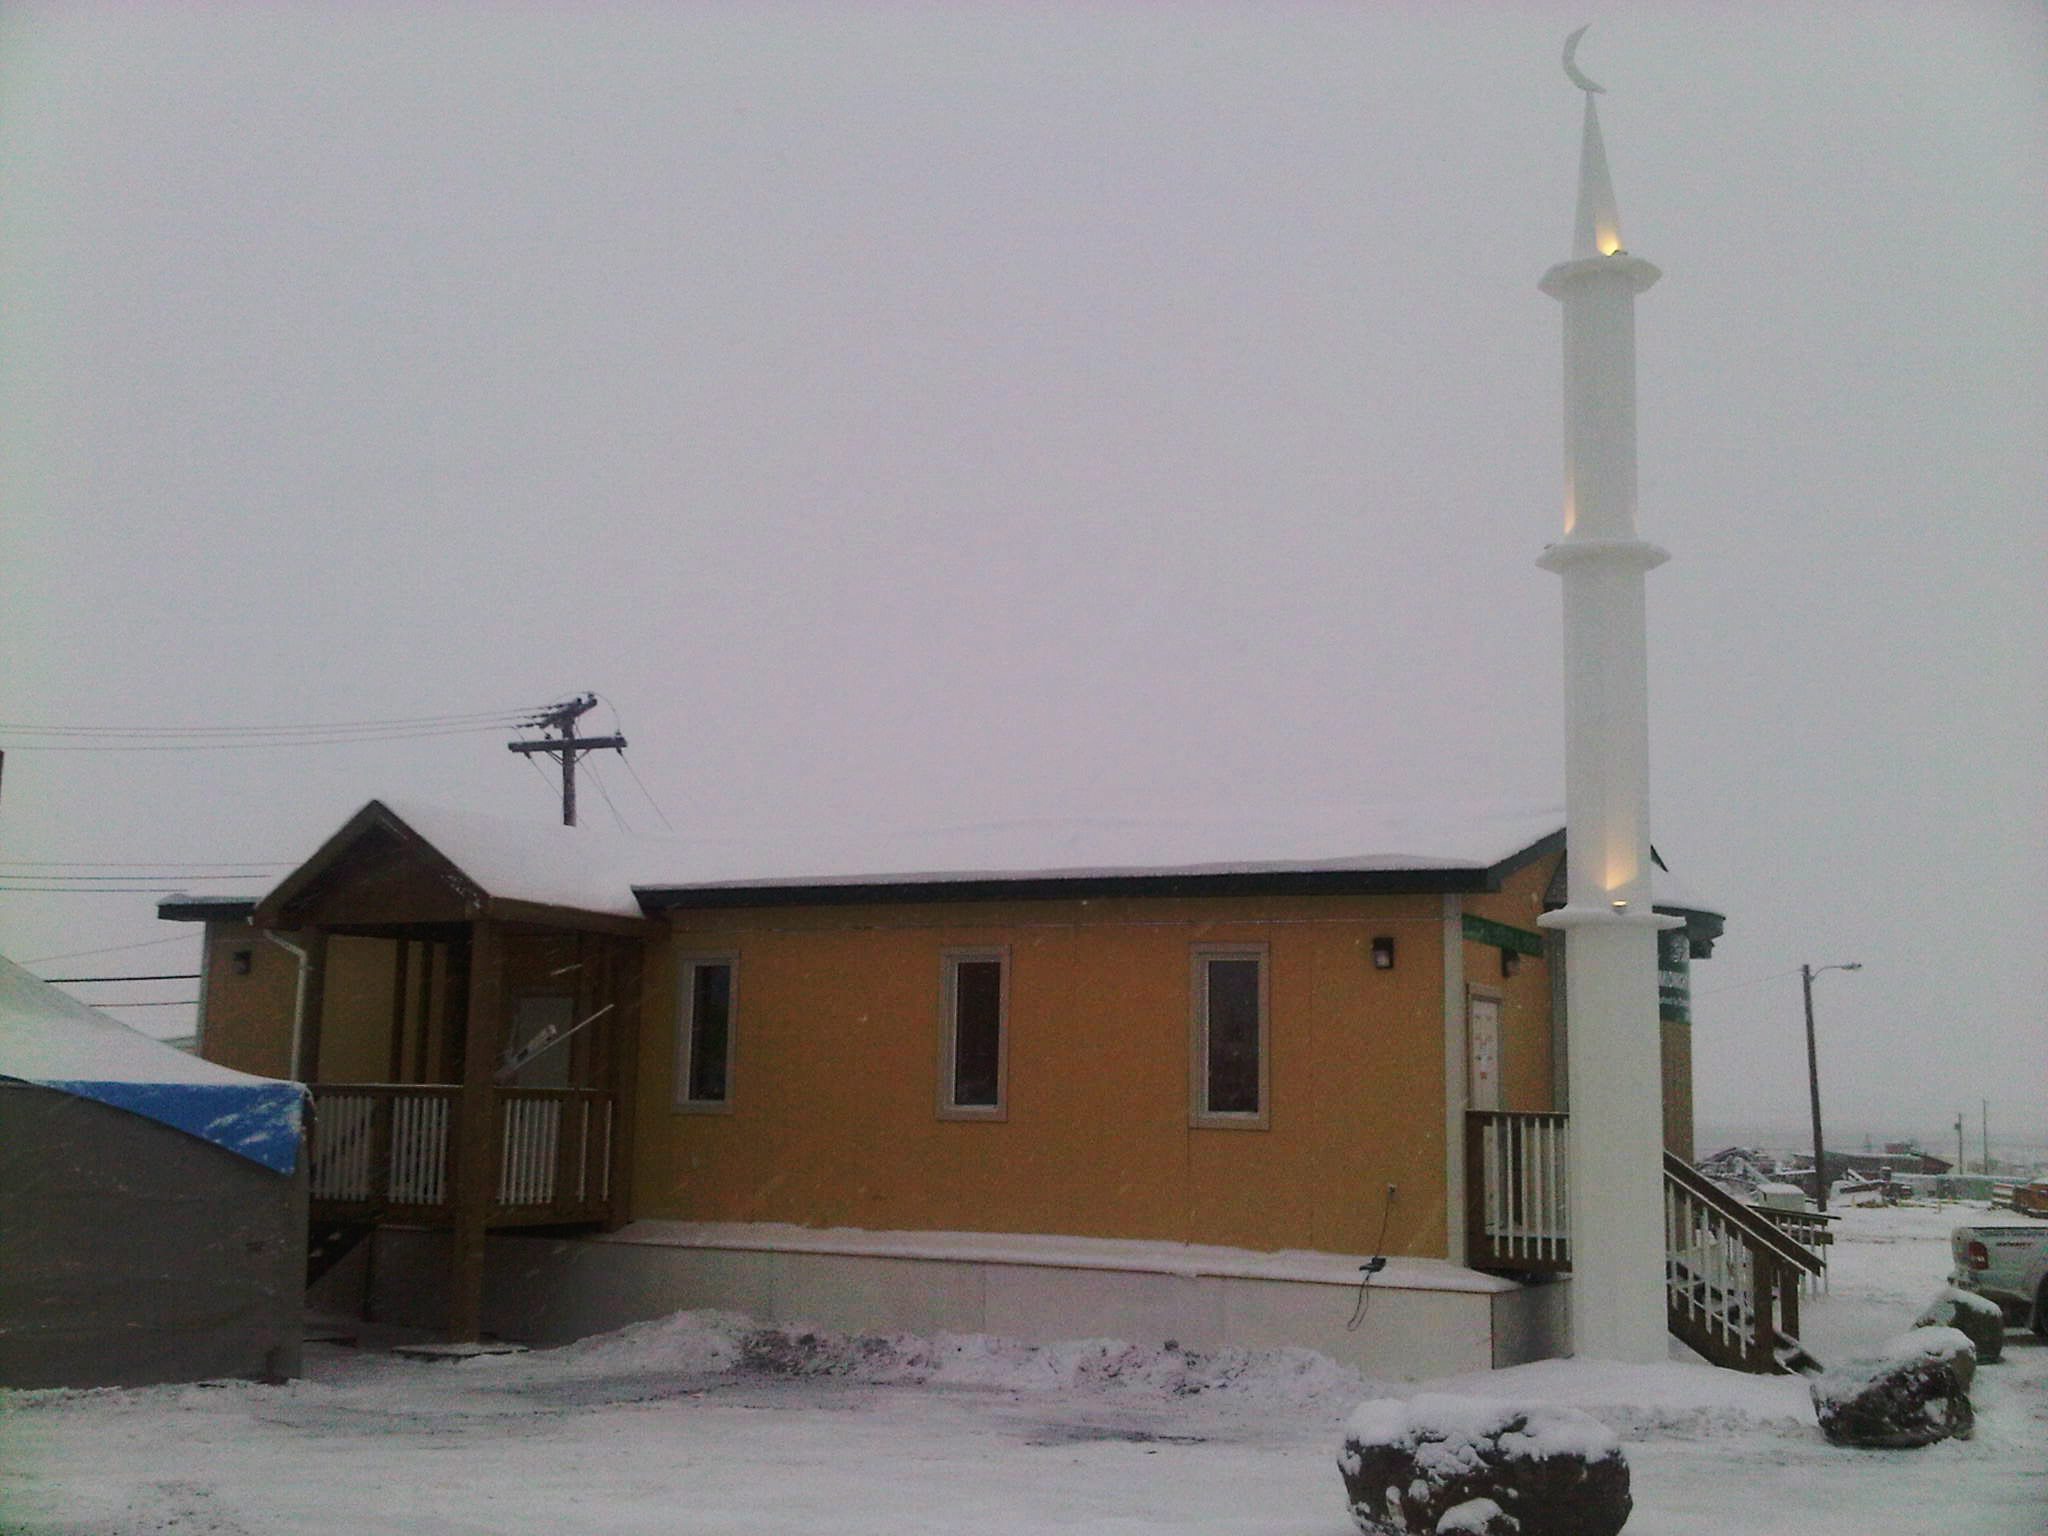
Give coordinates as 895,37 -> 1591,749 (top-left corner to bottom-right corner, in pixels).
1563,24 -> 1607,94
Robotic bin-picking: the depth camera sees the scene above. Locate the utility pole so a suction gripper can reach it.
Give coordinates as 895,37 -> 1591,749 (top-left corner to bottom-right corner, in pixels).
507,695 -> 625,827
1981,1098 -> 1990,1176
1801,960 -> 1862,1213
1955,1113 -> 1965,1178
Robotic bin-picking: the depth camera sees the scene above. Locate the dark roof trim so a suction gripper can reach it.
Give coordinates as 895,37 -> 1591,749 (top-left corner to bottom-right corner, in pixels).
1667,906 -> 1726,957
254,800 -> 486,929
634,829 -> 1567,913
157,897 -> 257,923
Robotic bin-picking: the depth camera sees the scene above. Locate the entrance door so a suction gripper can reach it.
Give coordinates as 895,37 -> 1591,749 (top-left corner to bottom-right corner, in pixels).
1468,992 -> 1502,1112
508,994 -> 575,1088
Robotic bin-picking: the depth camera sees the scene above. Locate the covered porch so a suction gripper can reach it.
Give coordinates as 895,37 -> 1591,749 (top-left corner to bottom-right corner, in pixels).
252,802 -> 653,1340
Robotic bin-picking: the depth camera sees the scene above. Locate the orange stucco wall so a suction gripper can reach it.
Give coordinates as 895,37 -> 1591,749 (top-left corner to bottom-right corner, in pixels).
196,922 -> 298,1079
1661,1019 -> 1694,1159
630,890 -> 1507,1260
198,927 -> 446,1083
185,853 -> 1576,1263
1460,854 -> 1561,1114
197,922 -> 635,1092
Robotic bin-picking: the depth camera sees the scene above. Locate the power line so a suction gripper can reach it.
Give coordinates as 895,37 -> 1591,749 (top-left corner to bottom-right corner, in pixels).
18,934 -> 194,964
0,723 -> 520,753
594,694 -> 677,835
41,973 -> 201,983
618,751 -> 676,834
0,885 -> 221,894
0,860 -> 289,869
0,706 -> 537,737
1696,966 -> 1804,1000
8,872 -> 273,883
585,756 -> 631,833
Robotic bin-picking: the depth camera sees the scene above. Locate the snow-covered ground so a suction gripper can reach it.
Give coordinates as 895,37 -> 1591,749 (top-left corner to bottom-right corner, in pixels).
4,1202 -> 2043,1534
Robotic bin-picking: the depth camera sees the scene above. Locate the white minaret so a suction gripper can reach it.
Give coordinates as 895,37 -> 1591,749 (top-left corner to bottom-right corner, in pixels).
1535,31 -> 1681,1363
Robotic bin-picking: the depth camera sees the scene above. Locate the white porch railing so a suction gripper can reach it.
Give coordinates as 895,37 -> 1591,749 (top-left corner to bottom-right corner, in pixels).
1466,1112 -> 1827,1373
1465,1109 -> 1570,1271
495,1089 -> 613,1207
308,1085 -> 611,1221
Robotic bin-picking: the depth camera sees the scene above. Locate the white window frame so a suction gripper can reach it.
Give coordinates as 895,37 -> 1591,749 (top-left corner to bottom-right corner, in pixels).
937,947 -> 1009,1121
674,953 -> 738,1113
1189,943 -> 1270,1130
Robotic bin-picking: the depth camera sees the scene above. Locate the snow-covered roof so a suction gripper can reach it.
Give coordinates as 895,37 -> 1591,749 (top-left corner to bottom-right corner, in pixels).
0,956 -> 302,1172
206,797 -> 1569,922
168,796 -> 1728,925
634,801 -> 1569,899
1648,865 -> 1724,921
362,798 -> 685,919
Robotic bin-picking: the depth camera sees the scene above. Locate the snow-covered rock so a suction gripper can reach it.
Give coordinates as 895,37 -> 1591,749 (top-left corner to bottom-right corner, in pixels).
1811,1341 -> 1973,1449
1883,1325 -> 1977,1390
1915,1284 -> 2004,1364
1337,1394 -> 1630,1536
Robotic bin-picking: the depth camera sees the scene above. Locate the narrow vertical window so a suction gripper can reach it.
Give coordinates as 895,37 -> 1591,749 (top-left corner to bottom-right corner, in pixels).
676,957 -> 736,1110
938,949 -> 1007,1119
1191,945 -> 1269,1128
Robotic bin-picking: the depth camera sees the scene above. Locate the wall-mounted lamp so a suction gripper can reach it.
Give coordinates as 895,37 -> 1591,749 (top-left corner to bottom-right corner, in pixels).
1370,936 -> 1396,970
232,948 -> 253,976
1610,899 -> 1629,912
1500,949 -> 1522,978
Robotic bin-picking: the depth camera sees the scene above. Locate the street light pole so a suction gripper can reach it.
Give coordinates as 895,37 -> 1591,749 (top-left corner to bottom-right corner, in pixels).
1802,961 -> 1862,1212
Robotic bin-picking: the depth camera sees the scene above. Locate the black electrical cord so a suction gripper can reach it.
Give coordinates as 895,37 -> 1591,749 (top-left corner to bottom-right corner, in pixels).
1346,1191 -> 1397,1332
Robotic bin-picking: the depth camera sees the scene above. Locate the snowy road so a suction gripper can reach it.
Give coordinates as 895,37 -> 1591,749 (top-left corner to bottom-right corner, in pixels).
4,1203 -> 2043,1535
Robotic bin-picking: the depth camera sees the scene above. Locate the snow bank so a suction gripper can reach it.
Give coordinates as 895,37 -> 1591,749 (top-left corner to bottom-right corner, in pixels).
524,1309 -> 1364,1405
1410,1356 -> 1816,1439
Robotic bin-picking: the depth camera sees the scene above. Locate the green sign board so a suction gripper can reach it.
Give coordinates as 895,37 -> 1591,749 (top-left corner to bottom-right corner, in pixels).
1460,914 -> 1547,959
1658,927 -> 1691,1024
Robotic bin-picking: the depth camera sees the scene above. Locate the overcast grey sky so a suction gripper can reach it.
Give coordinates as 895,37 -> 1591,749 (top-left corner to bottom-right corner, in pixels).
2,3 -> 2041,1156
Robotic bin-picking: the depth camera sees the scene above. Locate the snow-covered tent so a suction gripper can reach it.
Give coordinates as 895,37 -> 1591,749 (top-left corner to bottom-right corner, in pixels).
0,956 -> 307,1388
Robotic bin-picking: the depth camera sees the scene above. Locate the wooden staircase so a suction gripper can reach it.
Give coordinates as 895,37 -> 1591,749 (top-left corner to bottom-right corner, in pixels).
1661,1152 -> 1823,1373
1468,1111 -> 1826,1373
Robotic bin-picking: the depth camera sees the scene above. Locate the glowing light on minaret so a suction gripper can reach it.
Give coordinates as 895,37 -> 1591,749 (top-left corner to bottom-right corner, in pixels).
1535,27 -> 1681,1364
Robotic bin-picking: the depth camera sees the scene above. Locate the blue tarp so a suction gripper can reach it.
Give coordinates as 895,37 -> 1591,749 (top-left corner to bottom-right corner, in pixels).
37,1080 -> 305,1175
1,956 -> 305,1174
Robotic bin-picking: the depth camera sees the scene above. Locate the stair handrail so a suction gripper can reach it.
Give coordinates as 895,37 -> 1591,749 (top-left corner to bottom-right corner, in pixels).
1663,1152 -> 1822,1276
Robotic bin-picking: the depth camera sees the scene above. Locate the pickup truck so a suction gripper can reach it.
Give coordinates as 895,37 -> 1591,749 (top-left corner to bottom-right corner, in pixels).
1951,1220 -> 2048,1334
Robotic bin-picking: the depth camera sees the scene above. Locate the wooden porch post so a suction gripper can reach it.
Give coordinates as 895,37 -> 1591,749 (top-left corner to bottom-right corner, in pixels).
605,938 -> 645,1231
448,918 -> 503,1342
385,940 -> 412,1082
410,942 -> 436,1085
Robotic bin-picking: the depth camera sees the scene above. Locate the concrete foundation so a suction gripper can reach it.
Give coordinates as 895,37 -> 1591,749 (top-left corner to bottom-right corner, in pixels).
352,1222 -> 1568,1381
